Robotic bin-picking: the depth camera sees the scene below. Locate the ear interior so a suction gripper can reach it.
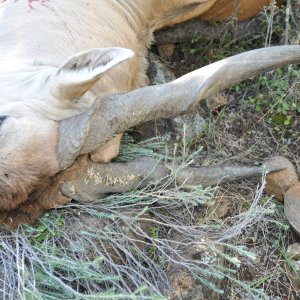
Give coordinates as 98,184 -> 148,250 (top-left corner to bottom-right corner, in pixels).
48,47 -> 134,101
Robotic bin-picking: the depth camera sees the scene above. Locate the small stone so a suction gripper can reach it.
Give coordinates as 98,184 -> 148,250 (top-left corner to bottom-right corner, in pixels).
287,243 -> 300,260
147,52 -> 176,85
206,193 -> 230,219
157,43 -> 175,59
284,182 -> 300,235
206,92 -> 228,112
169,270 -> 193,296
171,109 -> 206,142
167,267 -> 204,300
263,157 -> 299,201
290,260 -> 300,276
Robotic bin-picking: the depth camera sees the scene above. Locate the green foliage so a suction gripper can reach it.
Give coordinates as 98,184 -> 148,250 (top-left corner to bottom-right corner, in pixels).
186,1 -> 299,134
117,134 -> 164,163
24,212 -> 64,243
147,226 -> 159,261
16,210 -> 162,300
246,67 -> 299,128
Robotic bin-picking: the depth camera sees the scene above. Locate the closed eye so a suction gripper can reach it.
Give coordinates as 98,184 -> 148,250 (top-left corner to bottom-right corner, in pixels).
0,116 -> 7,126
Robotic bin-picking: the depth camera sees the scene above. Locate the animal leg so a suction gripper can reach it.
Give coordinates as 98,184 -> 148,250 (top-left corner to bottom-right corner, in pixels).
89,134 -> 122,163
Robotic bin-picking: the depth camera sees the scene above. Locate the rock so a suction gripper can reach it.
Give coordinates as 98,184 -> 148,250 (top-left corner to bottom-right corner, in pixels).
134,109 -> 206,143
170,109 -> 206,142
284,182 -> 300,235
194,242 -> 224,300
286,242 -> 300,277
290,260 -> 300,276
206,192 -> 230,219
135,53 -> 206,143
206,92 -> 228,112
147,52 -> 176,85
167,267 -> 204,300
157,43 -> 176,59
262,156 -> 299,200
286,243 -> 300,260
166,231 -> 224,299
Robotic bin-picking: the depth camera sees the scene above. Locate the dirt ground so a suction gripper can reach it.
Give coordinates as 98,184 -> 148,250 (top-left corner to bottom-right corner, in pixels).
155,3 -> 300,299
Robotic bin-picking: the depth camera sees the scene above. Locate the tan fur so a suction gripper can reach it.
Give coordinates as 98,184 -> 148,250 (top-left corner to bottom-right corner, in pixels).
0,121 -> 59,211
90,134 -> 123,163
199,0 -> 284,21
0,0 -> 268,228
0,156 -> 88,228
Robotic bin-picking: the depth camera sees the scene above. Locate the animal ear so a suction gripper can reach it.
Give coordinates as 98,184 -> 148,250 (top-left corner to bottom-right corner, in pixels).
48,47 -> 134,101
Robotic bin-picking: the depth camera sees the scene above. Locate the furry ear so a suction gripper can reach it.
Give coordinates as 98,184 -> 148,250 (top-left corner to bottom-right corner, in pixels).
48,47 -> 134,101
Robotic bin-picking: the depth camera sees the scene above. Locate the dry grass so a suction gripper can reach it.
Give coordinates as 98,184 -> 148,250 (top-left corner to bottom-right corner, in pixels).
168,0 -> 300,298
0,162 -> 273,299
0,1 -> 300,299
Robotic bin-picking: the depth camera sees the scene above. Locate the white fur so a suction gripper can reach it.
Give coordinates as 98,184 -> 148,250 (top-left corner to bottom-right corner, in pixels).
0,1 -> 149,121
0,0 -> 217,212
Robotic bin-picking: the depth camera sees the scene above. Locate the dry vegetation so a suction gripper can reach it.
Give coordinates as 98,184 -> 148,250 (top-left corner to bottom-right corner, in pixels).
167,1 -> 300,298
0,1 -> 299,299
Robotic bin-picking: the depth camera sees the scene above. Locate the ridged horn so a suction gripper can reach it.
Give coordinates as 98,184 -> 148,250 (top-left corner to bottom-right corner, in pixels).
57,45 -> 300,169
